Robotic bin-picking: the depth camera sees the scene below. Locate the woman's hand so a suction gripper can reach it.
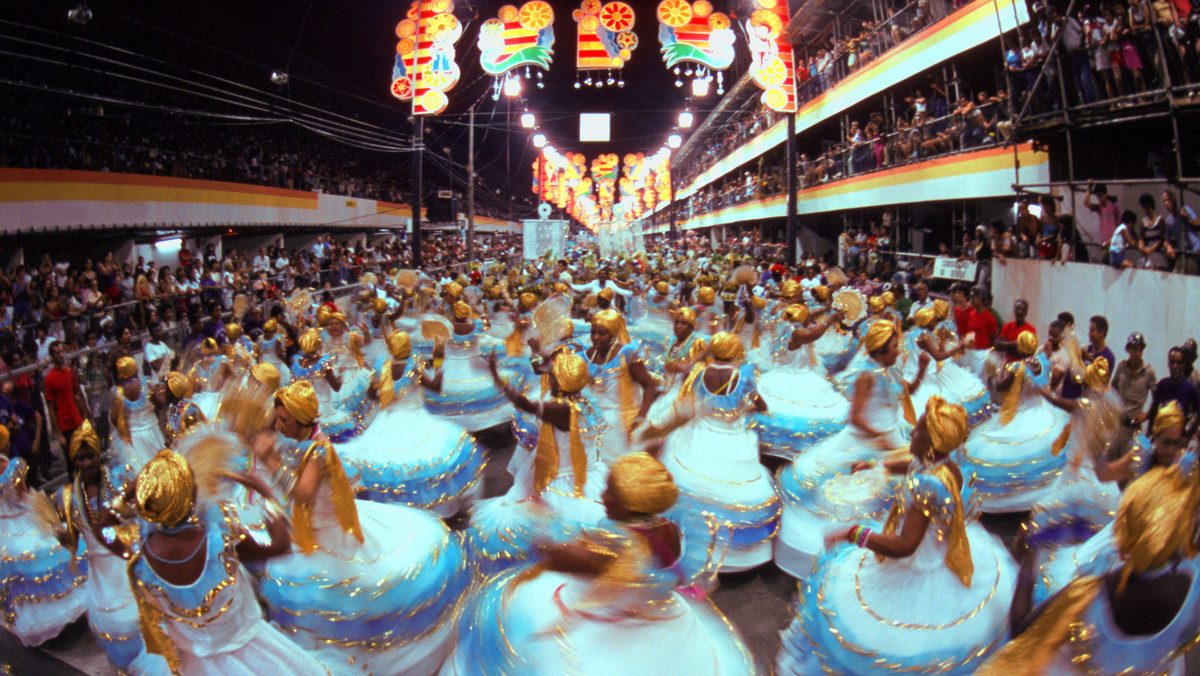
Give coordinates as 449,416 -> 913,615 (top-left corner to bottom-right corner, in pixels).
849,460 -> 875,474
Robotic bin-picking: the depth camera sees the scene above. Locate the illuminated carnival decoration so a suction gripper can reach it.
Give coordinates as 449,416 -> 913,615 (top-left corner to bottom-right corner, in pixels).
391,0 -> 463,115
656,0 -> 736,95
573,0 -> 638,89
591,153 -> 619,222
478,2 -> 555,97
744,0 -> 797,113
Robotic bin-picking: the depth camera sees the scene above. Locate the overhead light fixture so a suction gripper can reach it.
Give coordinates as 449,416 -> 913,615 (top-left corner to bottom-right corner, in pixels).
533,133 -> 547,148
667,134 -> 682,148
678,110 -> 693,128
504,75 -> 522,97
154,238 -> 183,251
67,3 -> 92,25
270,71 -> 289,86
692,78 -> 710,97
520,112 -> 535,128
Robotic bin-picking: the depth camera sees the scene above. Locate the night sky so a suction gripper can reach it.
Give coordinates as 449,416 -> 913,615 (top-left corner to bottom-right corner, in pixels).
4,0 -> 760,216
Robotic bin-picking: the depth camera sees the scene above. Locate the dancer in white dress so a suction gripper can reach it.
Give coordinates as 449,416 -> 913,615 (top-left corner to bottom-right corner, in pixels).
109,356 -> 166,472
585,309 -> 660,464
424,301 -> 515,432
255,318 -> 291,386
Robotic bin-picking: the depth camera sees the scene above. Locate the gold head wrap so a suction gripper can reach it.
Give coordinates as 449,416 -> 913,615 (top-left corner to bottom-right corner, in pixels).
386,331 -> 412,360
598,287 -> 615,302
1017,331 -> 1038,357
328,310 -> 348,327
554,282 -> 570,294
225,323 -> 243,341
1153,400 -> 1185,438
932,299 -> 949,321
135,450 -> 194,527
443,281 -> 463,299
709,331 -> 745,362
116,356 -> 138,380
0,425 -> 8,452
696,286 -> 715,305
1115,466 -> 1195,595
609,452 -> 678,515
165,371 -> 192,400
882,291 -> 896,306
298,328 -> 321,355
68,420 -> 100,460
867,295 -> 885,315
249,363 -> 281,391
592,309 -> 631,345
372,297 -> 388,314
552,351 -> 591,394
783,304 -> 809,323
315,305 -> 332,327
674,307 -> 697,328
781,279 -> 800,298
200,338 -> 219,356
276,380 -> 319,426
925,395 -> 969,454
1084,357 -> 1109,392
263,318 -> 278,335
452,301 -> 472,321
911,307 -> 937,329
654,281 -> 669,295
813,285 -> 831,302
864,320 -> 898,353
519,292 -> 538,311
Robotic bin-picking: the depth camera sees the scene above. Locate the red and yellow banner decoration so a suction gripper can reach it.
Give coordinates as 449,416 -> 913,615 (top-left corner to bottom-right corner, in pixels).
478,2 -> 555,76
391,0 -> 463,115
656,0 -> 735,94
744,0 -> 796,113
574,0 -> 638,78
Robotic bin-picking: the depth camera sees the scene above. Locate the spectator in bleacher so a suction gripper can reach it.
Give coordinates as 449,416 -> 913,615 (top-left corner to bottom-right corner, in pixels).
43,340 -> 87,476
1137,192 -> 1173,270
1147,346 -> 1200,435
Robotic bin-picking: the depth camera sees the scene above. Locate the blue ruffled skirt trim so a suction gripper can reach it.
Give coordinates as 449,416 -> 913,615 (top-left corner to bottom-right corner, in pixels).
350,432 -> 486,514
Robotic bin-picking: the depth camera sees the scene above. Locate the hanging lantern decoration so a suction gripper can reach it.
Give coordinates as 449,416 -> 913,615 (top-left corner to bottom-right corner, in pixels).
744,0 -> 796,113
592,153 -> 620,222
391,0 -> 463,115
656,0 -> 735,96
573,0 -> 638,89
478,2 -> 555,98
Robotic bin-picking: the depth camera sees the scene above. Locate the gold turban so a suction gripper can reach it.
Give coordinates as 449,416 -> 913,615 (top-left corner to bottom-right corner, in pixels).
1153,401 -> 1185,437
592,309 -> 630,345
200,338 -> 219,356
276,380 -> 319,426
263,318 -> 278,335
654,281 -> 669,295
674,307 -> 697,328
1084,357 -> 1110,392
250,363 -> 281,391
813,285 -> 831,302
443,281 -> 463,299
868,296 -> 885,315
1115,466 -> 1195,595
598,287 -> 615,302
783,304 -> 809,323
925,395 -> 969,454
68,420 -> 100,460
116,356 -> 138,381
452,301 -> 472,321
697,286 -> 715,305
298,328 -> 321,355
387,331 -> 412,360
166,371 -> 192,400
609,452 -> 678,515
519,292 -> 538,311
911,307 -> 937,329
315,306 -> 332,327
882,291 -> 896,306
372,297 -> 388,314
135,449 -> 194,527
709,331 -> 744,363
1017,331 -> 1038,357
864,320 -> 898,353
554,282 -> 570,295
0,425 -> 8,452
781,279 -> 800,298
328,311 -> 348,327
225,323 -> 243,341
552,351 -> 591,394
932,299 -> 950,322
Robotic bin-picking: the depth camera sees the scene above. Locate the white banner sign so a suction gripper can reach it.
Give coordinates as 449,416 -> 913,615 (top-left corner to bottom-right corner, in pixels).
932,257 -> 978,281
522,204 -> 569,260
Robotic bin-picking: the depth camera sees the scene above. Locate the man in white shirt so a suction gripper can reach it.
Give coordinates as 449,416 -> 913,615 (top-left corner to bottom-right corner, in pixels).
556,259 -> 575,287
909,281 -> 934,316
569,268 -> 632,298
253,248 -> 271,274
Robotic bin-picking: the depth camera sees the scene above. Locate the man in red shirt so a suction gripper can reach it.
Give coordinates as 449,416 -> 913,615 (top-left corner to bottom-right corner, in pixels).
965,287 -> 998,349
43,341 -> 89,476
950,284 -> 972,339
994,298 -> 1038,362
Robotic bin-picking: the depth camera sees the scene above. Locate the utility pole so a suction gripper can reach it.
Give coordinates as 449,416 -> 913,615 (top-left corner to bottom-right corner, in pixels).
786,113 -> 798,265
467,106 -> 476,262
412,116 -> 424,268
